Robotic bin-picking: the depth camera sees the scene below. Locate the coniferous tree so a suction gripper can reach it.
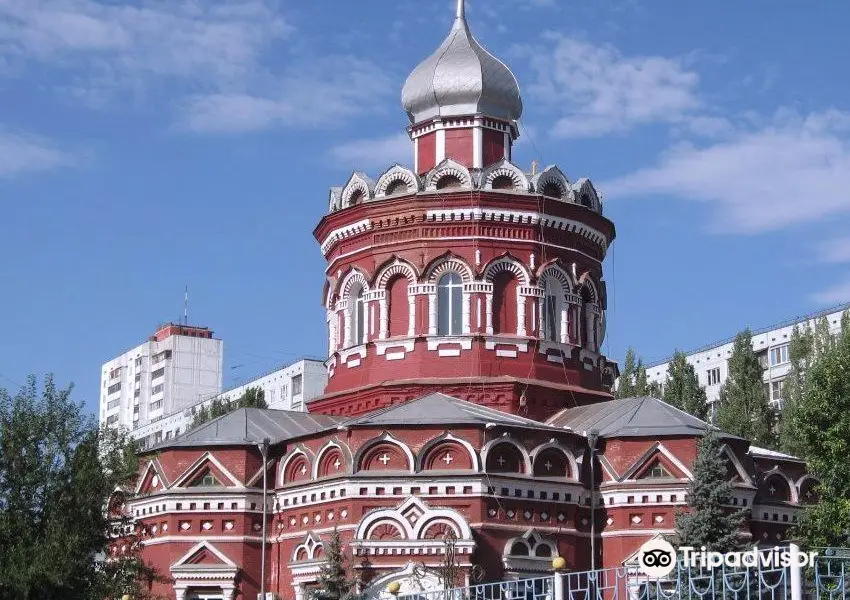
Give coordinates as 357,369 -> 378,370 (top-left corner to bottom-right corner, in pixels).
616,348 -> 637,398
663,351 -> 709,421
634,359 -> 649,397
715,330 -> 776,448
648,380 -> 663,399
312,529 -> 361,600
674,429 -> 747,551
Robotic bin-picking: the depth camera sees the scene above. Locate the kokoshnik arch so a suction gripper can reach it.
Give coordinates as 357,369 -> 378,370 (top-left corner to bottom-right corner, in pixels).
113,2 -> 816,599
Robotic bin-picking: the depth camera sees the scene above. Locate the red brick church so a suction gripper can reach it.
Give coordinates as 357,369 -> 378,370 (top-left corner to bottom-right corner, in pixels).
116,2 -> 815,598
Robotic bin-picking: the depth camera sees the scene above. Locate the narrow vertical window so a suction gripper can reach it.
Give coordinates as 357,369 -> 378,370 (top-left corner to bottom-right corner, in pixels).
438,273 -> 463,335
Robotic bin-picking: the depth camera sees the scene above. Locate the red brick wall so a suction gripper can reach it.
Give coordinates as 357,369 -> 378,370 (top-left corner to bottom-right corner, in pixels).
483,129 -> 505,166
417,133 -> 436,174
445,128 -> 473,167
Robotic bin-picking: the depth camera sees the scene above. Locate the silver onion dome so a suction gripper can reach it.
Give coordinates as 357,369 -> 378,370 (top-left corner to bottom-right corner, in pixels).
401,0 -> 523,125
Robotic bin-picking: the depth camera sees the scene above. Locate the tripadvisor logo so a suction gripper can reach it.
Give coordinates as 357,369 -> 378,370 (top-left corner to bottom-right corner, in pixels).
637,539 -> 818,577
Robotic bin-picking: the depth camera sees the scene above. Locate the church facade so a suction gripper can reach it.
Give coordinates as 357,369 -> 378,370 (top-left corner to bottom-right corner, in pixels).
116,2 -> 816,599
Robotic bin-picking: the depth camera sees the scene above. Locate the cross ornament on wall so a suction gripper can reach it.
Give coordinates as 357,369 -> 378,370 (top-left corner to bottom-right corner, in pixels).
379,453 -> 391,465
300,464 -> 307,475
496,455 -> 506,467
333,458 -> 342,470
443,453 -> 454,465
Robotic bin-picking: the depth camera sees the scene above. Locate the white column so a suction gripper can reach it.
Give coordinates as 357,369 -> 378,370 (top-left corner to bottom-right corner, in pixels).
586,304 -> 597,351
174,587 -> 187,600
327,311 -> 335,354
379,297 -> 388,340
516,295 -> 526,336
560,306 -> 568,344
530,299 -> 536,337
503,131 -> 510,159
343,309 -> 352,347
428,293 -> 437,335
414,135 -> 420,173
538,297 -> 545,338
462,291 -> 471,334
485,293 -> 494,335
477,297 -> 482,331
789,542 -> 803,600
473,125 -> 483,168
408,294 -> 416,337
436,127 -> 446,163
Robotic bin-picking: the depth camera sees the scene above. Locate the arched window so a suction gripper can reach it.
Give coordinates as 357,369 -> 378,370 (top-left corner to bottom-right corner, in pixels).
351,285 -> 366,346
437,273 -> 463,335
541,277 -> 562,342
492,272 -> 517,335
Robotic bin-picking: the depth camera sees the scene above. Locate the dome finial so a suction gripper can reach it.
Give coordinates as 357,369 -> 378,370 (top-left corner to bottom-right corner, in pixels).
456,0 -> 465,20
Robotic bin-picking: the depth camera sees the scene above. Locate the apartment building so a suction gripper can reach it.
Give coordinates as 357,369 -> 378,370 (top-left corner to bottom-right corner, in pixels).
645,303 -> 848,408
99,323 -> 223,433
131,358 -> 327,449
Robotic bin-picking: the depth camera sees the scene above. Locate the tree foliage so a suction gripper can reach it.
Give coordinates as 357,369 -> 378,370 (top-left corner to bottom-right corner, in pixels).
634,359 -> 649,397
674,429 -> 747,551
190,386 -> 267,429
715,330 -> 777,449
0,375 -> 163,600
663,350 -> 709,420
311,529 -> 361,600
616,348 -> 638,398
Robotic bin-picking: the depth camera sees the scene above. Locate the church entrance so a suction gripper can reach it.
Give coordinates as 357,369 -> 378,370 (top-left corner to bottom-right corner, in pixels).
187,590 -> 224,600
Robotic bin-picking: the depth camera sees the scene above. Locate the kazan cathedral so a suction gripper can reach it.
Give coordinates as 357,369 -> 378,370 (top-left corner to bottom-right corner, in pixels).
117,2 -> 816,599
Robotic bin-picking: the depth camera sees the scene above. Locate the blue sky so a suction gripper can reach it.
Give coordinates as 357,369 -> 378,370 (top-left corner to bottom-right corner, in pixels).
2,0 -> 849,413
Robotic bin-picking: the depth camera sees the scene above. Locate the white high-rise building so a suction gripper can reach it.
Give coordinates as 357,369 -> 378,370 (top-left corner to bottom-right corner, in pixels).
131,358 -> 328,449
99,323 -> 223,433
645,303 -> 848,409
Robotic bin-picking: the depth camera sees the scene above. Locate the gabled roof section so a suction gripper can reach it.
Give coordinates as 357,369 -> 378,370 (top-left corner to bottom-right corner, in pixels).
172,540 -> 237,570
547,396 -> 743,440
147,408 -> 342,452
341,392 -> 566,433
135,458 -> 169,495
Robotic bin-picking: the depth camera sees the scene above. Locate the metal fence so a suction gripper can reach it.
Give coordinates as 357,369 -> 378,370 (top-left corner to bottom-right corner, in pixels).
396,547 -> 850,600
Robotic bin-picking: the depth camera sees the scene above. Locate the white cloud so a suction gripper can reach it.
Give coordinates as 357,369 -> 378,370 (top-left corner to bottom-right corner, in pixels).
0,132 -> 73,177
603,109 -> 850,234
517,33 -> 700,138
180,56 -> 397,134
0,1 -> 290,90
810,280 -> 850,306
328,133 -> 411,172
816,237 -> 850,265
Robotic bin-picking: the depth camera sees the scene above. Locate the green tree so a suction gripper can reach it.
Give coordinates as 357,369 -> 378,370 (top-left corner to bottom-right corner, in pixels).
674,429 -> 747,551
634,359 -> 649,397
312,529 -> 361,600
663,350 -> 709,420
648,380 -> 663,399
778,324 -> 814,457
616,348 -> 637,398
190,387 -> 267,429
0,375 -> 163,600
715,330 -> 777,448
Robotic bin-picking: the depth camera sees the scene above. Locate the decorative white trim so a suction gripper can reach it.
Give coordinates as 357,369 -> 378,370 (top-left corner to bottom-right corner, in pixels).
341,172 -> 374,207
761,469 -> 799,503
355,496 -> 474,542
312,439 -> 352,480
172,540 -> 237,570
135,459 -> 169,495
172,452 -> 242,488
435,129 -> 446,163
620,442 -> 694,482
375,165 -> 420,197
481,436 -> 533,474
483,159 -> 531,192
416,432 -> 481,472
280,447 -> 314,486
473,125 -> 483,169
353,432 -> 416,474
320,219 -> 372,255
424,158 -> 471,191
375,338 -> 416,356
424,208 -> 608,248
529,441 -> 580,480
426,337 -> 473,351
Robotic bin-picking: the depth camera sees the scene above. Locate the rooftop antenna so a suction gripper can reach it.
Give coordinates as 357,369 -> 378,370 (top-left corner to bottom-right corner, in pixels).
183,286 -> 189,325
531,160 -> 539,176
